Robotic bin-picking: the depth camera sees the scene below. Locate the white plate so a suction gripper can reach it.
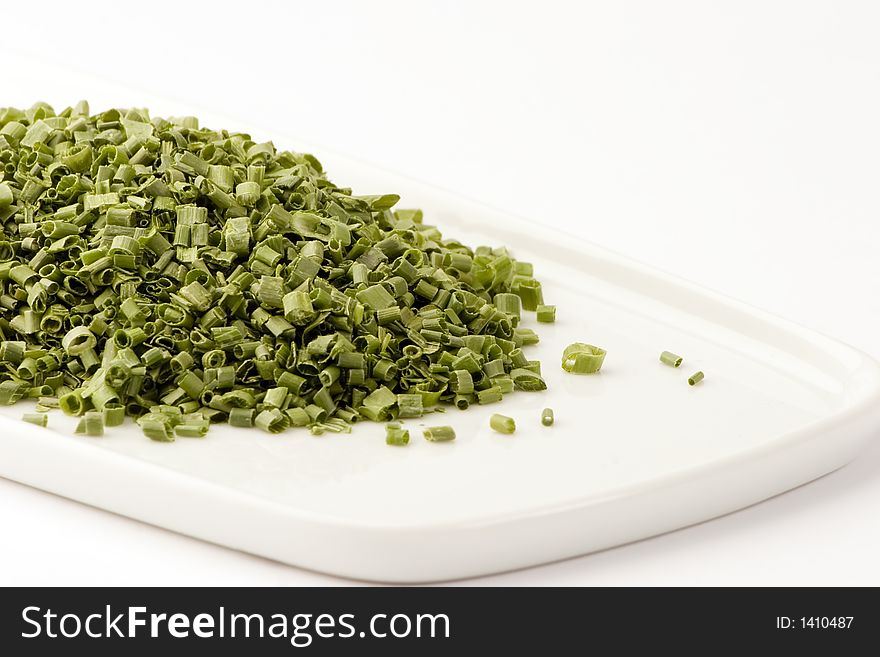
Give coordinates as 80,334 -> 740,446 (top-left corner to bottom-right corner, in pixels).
2,102 -> 880,582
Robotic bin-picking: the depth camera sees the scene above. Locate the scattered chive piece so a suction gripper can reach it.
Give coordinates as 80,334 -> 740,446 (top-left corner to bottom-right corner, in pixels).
688,371 -> 705,386
541,408 -> 554,426
385,421 -> 410,446
489,413 -> 516,434
660,351 -> 683,368
536,304 -> 556,323
22,412 -> 48,427
423,425 -> 456,442
75,410 -> 104,437
0,103 -> 551,442
561,343 -> 606,374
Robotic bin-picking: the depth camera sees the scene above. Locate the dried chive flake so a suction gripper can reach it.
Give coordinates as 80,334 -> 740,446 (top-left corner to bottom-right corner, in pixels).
0,102 -> 549,441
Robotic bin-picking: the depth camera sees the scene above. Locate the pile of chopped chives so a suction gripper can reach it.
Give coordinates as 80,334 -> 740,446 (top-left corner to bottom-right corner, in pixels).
0,102 -> 549,441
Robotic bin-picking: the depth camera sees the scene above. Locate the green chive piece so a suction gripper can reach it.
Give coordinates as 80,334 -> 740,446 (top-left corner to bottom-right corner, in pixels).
174,423 -> 209,438
396,394 -> 424,418
255,408 -> 291,434
103,402 -> 126,427
536,304 -> 556,323
0,381 -> 28,405
140,417 -> 173,442
660,351 -> 683,368
493,293 -> 522,323
22,412 -> 48,427
0,182 -> 13,209
541,408 -> 554,426
285,408 -> 311,427
59,390 -> 86,416
477,386 -> 504,405
561,343 -> 606,374
423,425 -> 456,442
511,276 -> 543,311
229,408 -> 255,428
688,371 -> 705,386
385,421 -> 410,446
514,327 -> 540,346
510,368 -> 547,391
489,413 -> 516,434
75,410 -> 104,437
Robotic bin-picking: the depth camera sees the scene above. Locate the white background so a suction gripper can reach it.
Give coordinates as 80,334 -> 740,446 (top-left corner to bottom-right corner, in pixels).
1,0 -> 879,585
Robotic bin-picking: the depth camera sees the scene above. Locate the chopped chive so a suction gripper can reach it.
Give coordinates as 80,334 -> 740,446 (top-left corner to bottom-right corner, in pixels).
660,351 -> 683,368
423,425 -> 456,442
511,276 -> 543,311
59,390 -> 86,416
561,343 -> 606,374
535,304 -> 556,323
255,408 -> 290,434
477,386 -> 504,405
510,368 -> 547,391
22,412 -> 48,427
75,410 -> 104,437
139,417 -> 173,442
385,421 -> 410,446
229,408 -> 255,428
174,423 -> 209,438
688,371 -> 705,386
396,393 -> 423,418
454,393 -> 471,410
489,413 -> 516,434
103,402 -> 125,427
514,327 -> 540,346
541,408 -> 554,426
493,293 -> 521,323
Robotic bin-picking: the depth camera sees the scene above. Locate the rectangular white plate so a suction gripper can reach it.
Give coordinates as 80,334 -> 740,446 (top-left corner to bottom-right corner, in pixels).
2,106 -> 880,582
